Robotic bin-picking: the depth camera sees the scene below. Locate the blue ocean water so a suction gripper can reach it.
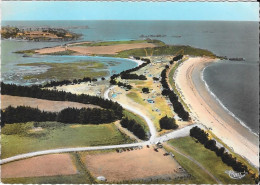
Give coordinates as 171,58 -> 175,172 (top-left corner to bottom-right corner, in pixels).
1,20 -> 259,133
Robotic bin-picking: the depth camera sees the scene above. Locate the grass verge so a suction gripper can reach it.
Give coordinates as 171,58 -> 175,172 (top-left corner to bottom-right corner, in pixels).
168,137 -> 255,184
168,58 -> 190,112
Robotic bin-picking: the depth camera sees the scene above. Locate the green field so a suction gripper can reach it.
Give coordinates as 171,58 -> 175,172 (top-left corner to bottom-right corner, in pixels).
168,137 -> 255,184
1,122 -> 133,159
18,61 -> 108,81
114,45 -> 216,58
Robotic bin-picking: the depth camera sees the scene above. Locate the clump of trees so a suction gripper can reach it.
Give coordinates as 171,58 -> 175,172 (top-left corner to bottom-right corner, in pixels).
109,58 -> 151,89
159,115 -> 178,130
110,74 -> 132,90
190,126 -> 251,174
142,87 -> 150,94
120,118 -> 146,140
160,67 -> 190,121
42,77 -> 93,87
57,107 -> 117,124
121,73 -> 147,80
169,55 -> 184,64
173,55 -> 183,61
1,106 -> 56,126
1,106 -> 118,126
1,82 -> 123,118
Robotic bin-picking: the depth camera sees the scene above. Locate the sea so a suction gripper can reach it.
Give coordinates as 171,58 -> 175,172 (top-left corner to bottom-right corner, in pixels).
1,20 -> 259,134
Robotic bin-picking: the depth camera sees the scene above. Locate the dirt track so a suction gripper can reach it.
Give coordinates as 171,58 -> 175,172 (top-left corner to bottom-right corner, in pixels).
1,154 -> 77,178
1,95 -> 100,112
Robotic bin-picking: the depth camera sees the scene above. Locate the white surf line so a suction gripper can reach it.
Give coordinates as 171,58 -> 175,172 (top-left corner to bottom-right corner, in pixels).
127,57 -> 144,66
104,85 -> 157,143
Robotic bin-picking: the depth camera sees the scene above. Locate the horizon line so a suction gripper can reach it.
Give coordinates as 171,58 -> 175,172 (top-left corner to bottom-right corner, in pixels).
2,20 -> 258,22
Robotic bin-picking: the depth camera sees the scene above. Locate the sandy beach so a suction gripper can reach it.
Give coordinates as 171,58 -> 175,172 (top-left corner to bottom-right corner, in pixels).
175,57 -> 259,167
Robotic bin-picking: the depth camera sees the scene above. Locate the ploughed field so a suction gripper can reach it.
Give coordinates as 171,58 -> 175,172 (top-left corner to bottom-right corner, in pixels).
1,154 -> 77,178
83,147 -> 189,182
34,40 -> 157,55
1,95 -> 100,112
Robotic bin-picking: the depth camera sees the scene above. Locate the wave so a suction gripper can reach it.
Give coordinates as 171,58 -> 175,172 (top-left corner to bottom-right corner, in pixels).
201,66 -> 259,137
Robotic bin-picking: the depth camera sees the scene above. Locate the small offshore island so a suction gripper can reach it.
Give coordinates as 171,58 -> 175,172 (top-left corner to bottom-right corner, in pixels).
1,37 -> 259,184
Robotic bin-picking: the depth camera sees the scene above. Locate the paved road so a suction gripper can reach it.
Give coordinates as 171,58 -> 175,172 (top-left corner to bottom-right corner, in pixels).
1,85 -> 196,165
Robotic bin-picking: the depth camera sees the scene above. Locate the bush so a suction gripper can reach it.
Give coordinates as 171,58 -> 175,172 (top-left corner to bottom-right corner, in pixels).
142,87 -> 149,93
159,116 -> 178,130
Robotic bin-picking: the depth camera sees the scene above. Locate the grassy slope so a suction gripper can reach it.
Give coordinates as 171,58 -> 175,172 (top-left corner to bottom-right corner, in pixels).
2,122 -> 133,159
18,61 -> 108,81
168,137 -> 254,184
114,45 -> 216,58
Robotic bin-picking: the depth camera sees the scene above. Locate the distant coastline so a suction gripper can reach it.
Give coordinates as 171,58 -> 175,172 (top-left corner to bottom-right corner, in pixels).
0,26 -> 81,41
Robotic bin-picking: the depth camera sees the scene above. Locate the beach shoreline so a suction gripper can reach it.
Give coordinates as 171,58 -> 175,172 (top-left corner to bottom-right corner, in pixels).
175,57 -> 259,167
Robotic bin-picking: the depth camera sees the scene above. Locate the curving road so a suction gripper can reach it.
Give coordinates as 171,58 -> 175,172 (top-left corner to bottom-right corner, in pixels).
104,86 -> 157,142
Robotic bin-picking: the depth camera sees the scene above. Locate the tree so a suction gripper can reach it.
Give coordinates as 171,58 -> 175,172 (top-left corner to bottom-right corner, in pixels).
204,139 -> 217,151
216,147 -> 225,156
159,116 -> 178,130
142,87 -> 149,94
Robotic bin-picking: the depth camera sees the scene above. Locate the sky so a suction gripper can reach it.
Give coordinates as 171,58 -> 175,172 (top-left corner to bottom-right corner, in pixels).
1,1 -> 259,21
